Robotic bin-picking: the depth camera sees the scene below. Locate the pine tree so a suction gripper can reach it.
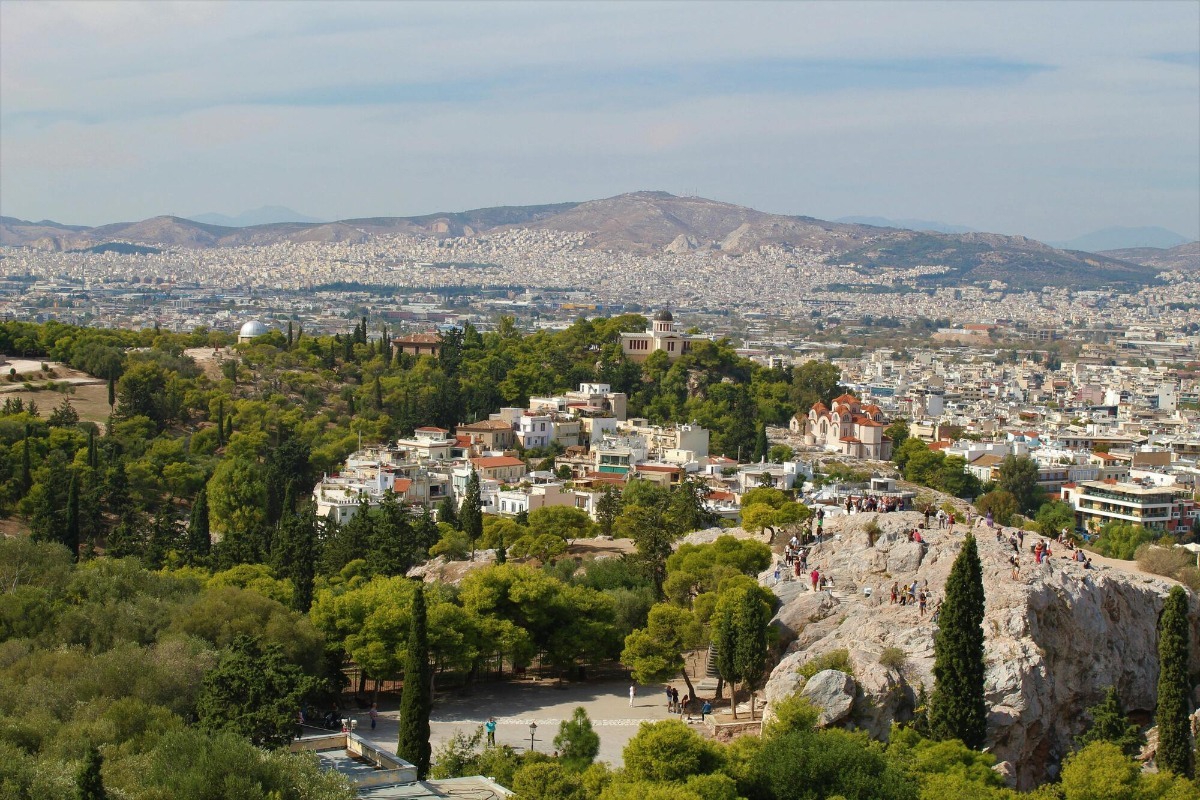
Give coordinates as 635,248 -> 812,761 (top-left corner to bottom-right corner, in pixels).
929,533 -> 987,748
596,485 -> 621,538
460,469 -> 483,558
185,485 -> 212,562
65,473 -> 80,562
752,422 -> 769,462
1156,585 -> 1194,778
1077,687 -> 1144,756
76,743 -> 107,800
397,585 -> 432,778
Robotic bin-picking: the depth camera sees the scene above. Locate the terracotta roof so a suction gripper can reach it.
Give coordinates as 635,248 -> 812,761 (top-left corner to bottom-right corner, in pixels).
928,441 -> 951,451
415,426 -> 449,433
832,393 -> 860,404
457,419 -> 513,432
840,436 -> 861,443
637,464 -> 681,473
471,456 -> 526,469
810,402 -> 828,414
970,454 -> 1004,467
393,333 -> 441,344
454,435 -> 473,446
1092,452 -> 1118,461
393,478 -> 413,493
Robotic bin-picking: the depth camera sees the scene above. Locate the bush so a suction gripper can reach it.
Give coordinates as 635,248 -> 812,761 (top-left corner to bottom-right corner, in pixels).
1093,523 -> 1154,561
799,648 -> 854,680
879,647 -> 907,672
1136,544 -> 1200,589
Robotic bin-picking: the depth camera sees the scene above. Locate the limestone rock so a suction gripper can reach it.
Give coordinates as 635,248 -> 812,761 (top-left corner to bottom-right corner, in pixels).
760,510 -> 1200,790
799,669 -> 856,726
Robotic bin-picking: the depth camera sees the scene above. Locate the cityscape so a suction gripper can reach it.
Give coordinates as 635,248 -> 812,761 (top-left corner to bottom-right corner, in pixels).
1,2 -> 1198,800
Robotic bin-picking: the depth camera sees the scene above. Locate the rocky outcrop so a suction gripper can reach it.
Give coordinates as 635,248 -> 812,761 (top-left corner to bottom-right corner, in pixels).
761,511 -> 1200,790
799,669 -> 857,725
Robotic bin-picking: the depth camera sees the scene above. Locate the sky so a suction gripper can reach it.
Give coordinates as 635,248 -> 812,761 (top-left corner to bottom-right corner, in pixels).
1,0 -> 1198,242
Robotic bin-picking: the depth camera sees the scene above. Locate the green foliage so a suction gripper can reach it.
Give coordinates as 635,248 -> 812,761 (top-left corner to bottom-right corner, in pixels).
880,646 -> 908,672
712,584 -> 772,713
197,634 -> 316,747
886,420 -> 910,453
555,707 -> 601,769
398,584 -> 433,778
892,439 -> 981,499
790,361 -> 844,412
1156,586 -> 1194,779
1094,523 -> 1155,561
996,455 -> 1044,515
1035,500 -> 1076,537
622,720 -> 724,783
750,728 -> 918,800
929,534 -> 987,749
763,694 -> 820,738
663,536 -> 773,606
975,491 -> 1018,527
528,505 -> 596,542
76,744 -> 107,800
798,648 -> 854,680
1077,687 -> 1145,756
1060,741 -> 1200,800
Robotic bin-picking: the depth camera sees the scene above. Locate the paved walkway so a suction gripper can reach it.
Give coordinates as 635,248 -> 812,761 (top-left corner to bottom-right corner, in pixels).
350,678 -> 685,766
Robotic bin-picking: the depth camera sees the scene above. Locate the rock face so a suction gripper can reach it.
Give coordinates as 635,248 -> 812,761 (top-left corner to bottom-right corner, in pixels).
761,511 -> 1200,790
798,669 -> 857,725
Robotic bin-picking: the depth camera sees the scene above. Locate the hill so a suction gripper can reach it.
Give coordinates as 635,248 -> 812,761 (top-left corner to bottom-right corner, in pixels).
834,215 -> 975,234
1099,240 -> 1200,272
187,205 -> 326,227
0,194 -> 1161,289
1052,226 -> 1191,252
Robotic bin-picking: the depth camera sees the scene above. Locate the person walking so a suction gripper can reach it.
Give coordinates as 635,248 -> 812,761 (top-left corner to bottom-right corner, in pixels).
369,703 -> 378,730
485,717 -> 497,746
665,685 -> 674,712
629,684 -> 636,707
810,568 -> 820,592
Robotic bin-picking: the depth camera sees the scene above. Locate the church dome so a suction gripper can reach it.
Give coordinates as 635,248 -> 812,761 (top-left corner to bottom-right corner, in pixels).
239,320 -> 269,338
653,309 -> 673,322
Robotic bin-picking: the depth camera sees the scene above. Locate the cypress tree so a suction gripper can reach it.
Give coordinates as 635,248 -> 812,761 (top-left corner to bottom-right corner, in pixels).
374,378 -> 384,411
287,321 -> 294,348
437,495 -> 458,529
87,428 -> 98,470
273,498 -> 317,613
216,399 -> 225,447
186,485 -> 211,561
495,527 -> 506,564
929,533 -> 987,748
76,743 -> 107,800
224,415 -> 233,440
752,422 -> 769,462
460,469 -> 483,558
65,473 -> 80,562
1156,585 -> 1194,778
21,425 -> 32,494
397,586 -> 432,778
107,375 -> 115,411
1077,686 -> 1144,756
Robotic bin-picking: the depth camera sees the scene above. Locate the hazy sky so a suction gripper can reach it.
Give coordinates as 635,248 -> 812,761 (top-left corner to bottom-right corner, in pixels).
1,0 -> 1197,241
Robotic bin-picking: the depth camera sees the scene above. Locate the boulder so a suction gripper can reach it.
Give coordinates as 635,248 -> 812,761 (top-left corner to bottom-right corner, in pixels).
798,669 -> 856,726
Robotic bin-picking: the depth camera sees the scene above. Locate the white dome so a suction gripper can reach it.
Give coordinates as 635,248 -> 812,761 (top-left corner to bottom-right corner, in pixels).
239,320 -> 269,338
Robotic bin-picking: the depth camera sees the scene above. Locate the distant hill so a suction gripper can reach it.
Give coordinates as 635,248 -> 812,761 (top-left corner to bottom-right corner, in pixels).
186,206 -> 326,227
834,215 -> 975,235
0,194 -> 1162,289
1051,226 -> 1190,252
1098,241 -> 1200,272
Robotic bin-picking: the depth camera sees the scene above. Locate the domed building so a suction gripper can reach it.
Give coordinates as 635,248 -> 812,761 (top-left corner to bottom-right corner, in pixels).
237,320 -> 270,344
619,309 -> 700,363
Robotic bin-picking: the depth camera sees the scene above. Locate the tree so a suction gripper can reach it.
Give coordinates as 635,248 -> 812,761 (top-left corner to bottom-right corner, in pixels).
460,469 -> 484,558
929,533 -> 987,749
996,455 -> 1043,515
622,720 -> 722,784
184,484 -> 211,562
1156,585 -> 1194,778
273,502 -> 318,613
616,505 -> 677,597
1094,522 -> 1154,561
712,585 -> 771,719
555,707 -> 600,769
790,360 -> 843,412
528,505 -> 595,543
1035,500 -> 1076,537
1077,687 -> 1144,756
64,472 -> 80,562
76,743 -> 107,800
974,490 -> 1018,527
437,495 -> 459,529
885,420 -> 910,453
596,486 -> 622,538
48,397 -> 80,428
751,423 -> 769,463
398,585 -> 432,778
197,634 -> 314,747
622,604 -> 704,701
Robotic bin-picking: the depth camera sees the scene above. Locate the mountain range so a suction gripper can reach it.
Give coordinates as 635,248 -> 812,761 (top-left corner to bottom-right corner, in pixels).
3,192 -> 1196,289
185,206 -> 325,227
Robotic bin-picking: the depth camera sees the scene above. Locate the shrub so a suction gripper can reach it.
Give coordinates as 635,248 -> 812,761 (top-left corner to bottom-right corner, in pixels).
799,648 -> 854,680
879,647 -> 907,672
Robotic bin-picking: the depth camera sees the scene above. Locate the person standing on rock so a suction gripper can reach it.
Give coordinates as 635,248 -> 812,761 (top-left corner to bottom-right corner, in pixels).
1010,554 -> 1021,581
986,510 -> 994,529
811,568 -> 820,592
890,582 -> 899,604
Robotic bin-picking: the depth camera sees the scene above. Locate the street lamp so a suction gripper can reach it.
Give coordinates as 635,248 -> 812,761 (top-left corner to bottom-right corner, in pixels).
528,721 -> 537,752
